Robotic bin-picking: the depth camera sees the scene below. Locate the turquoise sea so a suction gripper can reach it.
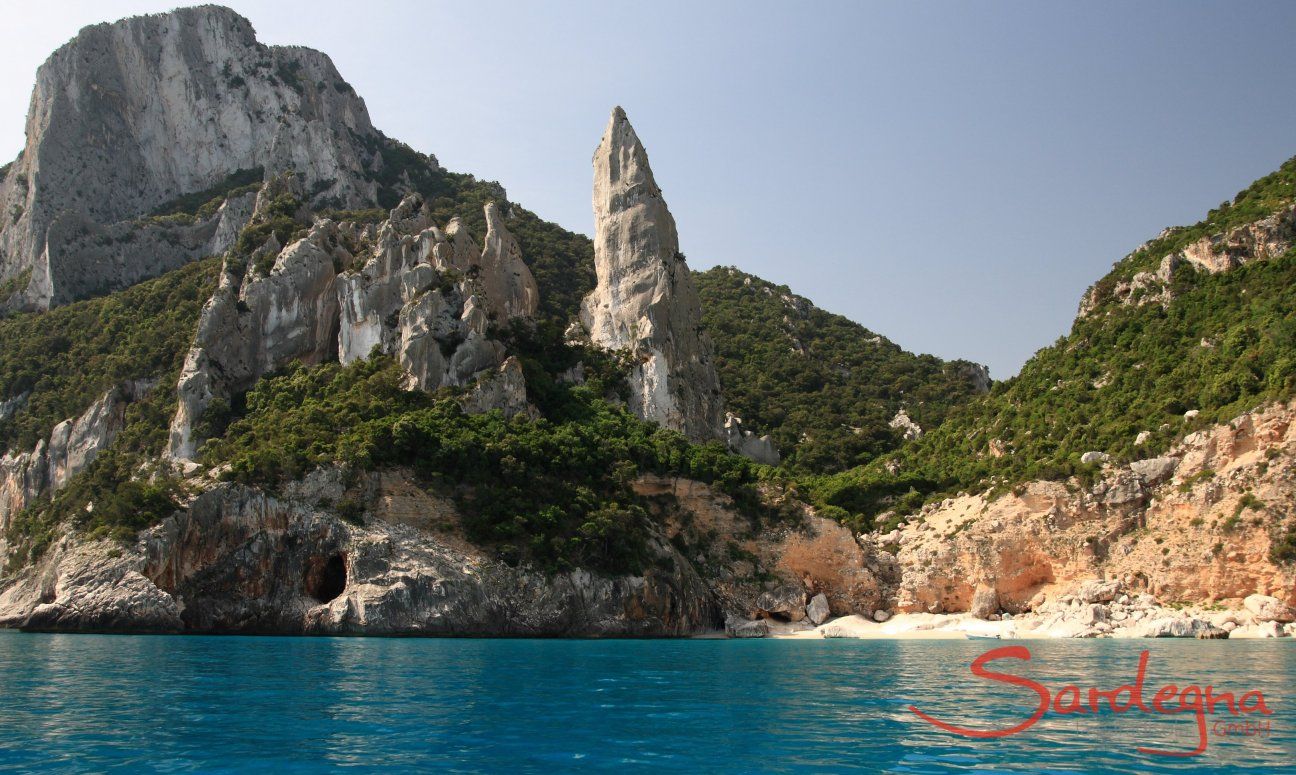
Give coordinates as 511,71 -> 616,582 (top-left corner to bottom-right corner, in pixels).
0,631 -> 1291,772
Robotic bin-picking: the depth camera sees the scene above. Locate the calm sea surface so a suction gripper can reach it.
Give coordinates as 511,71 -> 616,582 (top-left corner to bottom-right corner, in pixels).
0,631 -> 1292,772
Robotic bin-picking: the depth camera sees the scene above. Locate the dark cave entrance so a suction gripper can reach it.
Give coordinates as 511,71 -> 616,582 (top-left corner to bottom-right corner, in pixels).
304,552 -> 347,604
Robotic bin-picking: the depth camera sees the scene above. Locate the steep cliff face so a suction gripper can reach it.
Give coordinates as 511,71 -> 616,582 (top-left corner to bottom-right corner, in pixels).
580,108 -> 726,443
875,399 -> 1296,615
337,196 -> 537,394
0,5 -> 383,310
0,469 -> 734,636
0,381 -> 151,541
169,188 -> 540,461
168,180 -> 347,461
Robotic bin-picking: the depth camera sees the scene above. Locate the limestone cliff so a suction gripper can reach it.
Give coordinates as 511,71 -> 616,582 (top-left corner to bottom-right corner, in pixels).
0,381 -> 152,553
169,188 -> 539,461
336,196 -> 537,395
0,5 -> 384,310
0,469 -> 805,636
1078,201 -> 1296,318
168,179 -> 346,461
872,398 -> 1296,617
580,108 -> 726,443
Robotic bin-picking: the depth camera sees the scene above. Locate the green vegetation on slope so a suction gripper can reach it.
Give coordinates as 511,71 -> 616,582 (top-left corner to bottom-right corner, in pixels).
815,218 -> 1296,531
200,355 -> 789,574
2,145 -> 602,570
1094,155 -> 1296,288
696,267 -> 988,474
4,388 -> 190,571
0,258 -> 221,453
147,167 -> 265,221
2,260 -> 222,568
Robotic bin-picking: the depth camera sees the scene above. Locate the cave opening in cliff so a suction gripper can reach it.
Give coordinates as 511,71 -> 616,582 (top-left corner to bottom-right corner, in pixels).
305,553 -> 347,603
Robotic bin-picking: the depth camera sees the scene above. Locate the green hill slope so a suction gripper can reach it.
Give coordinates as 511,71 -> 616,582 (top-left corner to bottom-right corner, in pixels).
815,157 -> 1296,527
696,267 -> 989,474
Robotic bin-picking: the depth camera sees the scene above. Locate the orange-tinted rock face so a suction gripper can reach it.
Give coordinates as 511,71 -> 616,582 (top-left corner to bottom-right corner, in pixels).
878,400 -> 1296,615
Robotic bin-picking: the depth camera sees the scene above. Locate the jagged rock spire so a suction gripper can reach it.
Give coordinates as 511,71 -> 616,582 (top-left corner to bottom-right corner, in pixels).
580,107 -> 725,443
479,202 -> 539,322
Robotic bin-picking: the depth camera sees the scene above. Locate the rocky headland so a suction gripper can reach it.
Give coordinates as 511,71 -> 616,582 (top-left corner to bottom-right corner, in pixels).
1,6 -> 1295,640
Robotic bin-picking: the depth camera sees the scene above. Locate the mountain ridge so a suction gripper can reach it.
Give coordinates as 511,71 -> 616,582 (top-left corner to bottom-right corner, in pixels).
1,4 -> 1292,637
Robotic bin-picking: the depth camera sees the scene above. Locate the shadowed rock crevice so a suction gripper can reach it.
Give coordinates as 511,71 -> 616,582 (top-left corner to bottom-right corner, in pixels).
304,553 -> 347,604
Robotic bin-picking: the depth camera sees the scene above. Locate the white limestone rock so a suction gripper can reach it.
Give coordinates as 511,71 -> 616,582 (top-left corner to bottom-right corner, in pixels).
723,413 -> 781,465
1244,594 -> 1296,623
580,107 -> 725,442
1130,456 -> 1178,485
0,381 -> 151,539
170,187 -> 545,459
168,197 -> 345,460
459,357 -> 538,419
725,616 -> 770,638
1137,616 -> 1229,639
1076,578 -> 1122,604
477,203 -> 539,323
970,584 -> 999,619
0,6 -> 387,310
1,474 -> 723,637
806,593 -> 831,625
335,195 -> 535,407
754,583 -> 807,622
889,409 -> 923,441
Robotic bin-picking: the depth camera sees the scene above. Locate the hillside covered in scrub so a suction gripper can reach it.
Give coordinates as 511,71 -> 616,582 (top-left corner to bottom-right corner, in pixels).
2,5 -> 1295,637
696,267 -> 989,474
815,156 -> 1296,528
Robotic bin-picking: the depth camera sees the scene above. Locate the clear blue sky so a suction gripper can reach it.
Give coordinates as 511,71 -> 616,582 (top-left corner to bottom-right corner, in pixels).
3,1 -> 1296,378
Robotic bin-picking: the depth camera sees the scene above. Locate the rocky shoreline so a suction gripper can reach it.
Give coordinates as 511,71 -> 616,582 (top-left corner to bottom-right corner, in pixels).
720,577 -> 1296,640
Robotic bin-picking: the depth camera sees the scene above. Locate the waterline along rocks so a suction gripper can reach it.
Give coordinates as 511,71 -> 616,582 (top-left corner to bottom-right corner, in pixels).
4,5 -> 1296,639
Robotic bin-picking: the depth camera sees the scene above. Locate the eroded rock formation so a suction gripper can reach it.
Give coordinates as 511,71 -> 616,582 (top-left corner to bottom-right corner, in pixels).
169,188 -> 540,461
872,398 -> 1296,616
581,108 -> 726,443
168,179 -> 346,461
723,413 -> 780,465
337,195 -> 537,396
1079,203 -> 1296,317
0,381 -> 152,535
0,469 -> 725,636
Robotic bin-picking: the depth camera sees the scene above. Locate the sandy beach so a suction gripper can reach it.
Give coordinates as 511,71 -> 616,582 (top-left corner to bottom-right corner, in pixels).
751,607 -> 1296,640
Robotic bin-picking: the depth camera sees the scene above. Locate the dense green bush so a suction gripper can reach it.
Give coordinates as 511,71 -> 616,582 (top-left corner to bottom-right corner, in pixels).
0,258 -> 220,453
202,356 -> 780,573
696,267 -> 988,474
814,241 -> 1296,529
